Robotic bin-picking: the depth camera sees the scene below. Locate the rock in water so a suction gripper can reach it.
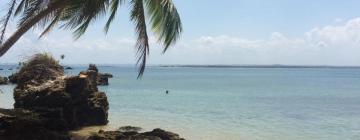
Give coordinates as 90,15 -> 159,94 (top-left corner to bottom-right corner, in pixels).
88,64 -> 99,72
13,54 -> 109,129
0,76 -> 8,85
97,73 -> 113,86
87,128 -> 185,140
81,64 -> 113,86
65,66 -> 73,70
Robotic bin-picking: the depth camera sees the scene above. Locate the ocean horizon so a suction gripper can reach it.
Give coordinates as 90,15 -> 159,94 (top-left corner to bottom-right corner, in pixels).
1,65 -> 360,140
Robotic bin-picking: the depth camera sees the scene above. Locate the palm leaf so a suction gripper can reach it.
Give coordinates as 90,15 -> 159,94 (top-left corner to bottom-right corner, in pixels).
130,0 -> 149,78
0,0 -> 17,45
104,0 -> 124,33
145,0 -> 182,52
0,0 -> 183,78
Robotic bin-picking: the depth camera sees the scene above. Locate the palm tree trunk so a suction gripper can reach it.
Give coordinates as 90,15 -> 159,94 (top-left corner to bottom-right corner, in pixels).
0,1 -> 65,57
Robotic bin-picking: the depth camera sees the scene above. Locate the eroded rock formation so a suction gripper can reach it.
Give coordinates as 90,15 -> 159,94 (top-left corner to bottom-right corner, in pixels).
87,128 -> 185,140
81,64 -> 113,86
12,54 -> 109,129
0,54 -> 185,140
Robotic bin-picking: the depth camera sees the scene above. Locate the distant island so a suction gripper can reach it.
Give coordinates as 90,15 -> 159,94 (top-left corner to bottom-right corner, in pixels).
157,65 -> 360,69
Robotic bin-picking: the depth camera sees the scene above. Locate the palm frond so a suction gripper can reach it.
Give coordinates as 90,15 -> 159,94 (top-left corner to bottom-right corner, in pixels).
130,0 -> 149,78
59,0 -> 109,39
0,0 -> 17,45
145,0 -> 182,52
38,9 -> 63,38
18,0 -> 42,26
14,0 -> 26,16
0,0 -> 182,78
104,0 -> 124,33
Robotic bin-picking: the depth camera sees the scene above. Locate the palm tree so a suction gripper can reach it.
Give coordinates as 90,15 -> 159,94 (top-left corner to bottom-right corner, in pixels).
0,0 -> 182,78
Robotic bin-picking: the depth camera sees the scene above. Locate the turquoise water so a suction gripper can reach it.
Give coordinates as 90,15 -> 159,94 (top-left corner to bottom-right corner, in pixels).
1,65 -> 360,140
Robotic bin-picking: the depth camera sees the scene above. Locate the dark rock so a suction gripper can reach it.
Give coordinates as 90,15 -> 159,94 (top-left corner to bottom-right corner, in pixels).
0,108 -> 71,140
88,64 -> 99,72
97,73 -> 113,86
0,68 -> 3,70
1,54 -> 185,140
13,54 -> 109,129
0,76 -> 8,85
81,64 -> 113,86
8,73 -> 18,84
87,128 -> 185,140
65,67 -> 73,70
14,75 -> 109,129
118,126 -> 143,132
143,129 -> 185,140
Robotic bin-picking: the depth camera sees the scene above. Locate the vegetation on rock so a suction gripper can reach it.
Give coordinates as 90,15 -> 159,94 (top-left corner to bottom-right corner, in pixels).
15,53 -> 64,87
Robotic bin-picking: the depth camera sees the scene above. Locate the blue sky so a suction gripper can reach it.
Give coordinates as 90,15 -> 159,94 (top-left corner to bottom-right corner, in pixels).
1,0 -> 360,65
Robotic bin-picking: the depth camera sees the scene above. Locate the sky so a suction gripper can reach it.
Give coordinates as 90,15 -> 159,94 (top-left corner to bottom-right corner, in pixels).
1,0 -> 360,65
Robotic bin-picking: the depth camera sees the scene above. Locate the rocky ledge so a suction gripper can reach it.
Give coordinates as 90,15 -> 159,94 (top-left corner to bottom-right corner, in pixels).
0,109 -> 186,140
88,128 -> 185,140
0,108 -> 70,140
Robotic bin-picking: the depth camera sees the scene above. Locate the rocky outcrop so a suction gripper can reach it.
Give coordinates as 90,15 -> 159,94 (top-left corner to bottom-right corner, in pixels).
87,128 -> 185,140
97,73 -> 113,86
1,54 -> 185,140
8,73 -> 18,84
14,73 -> 109,129
13,54 -> 109,129
81,64 -> 113,86
0,108 -> 70,140
64,74 -> 109,126
65,66 -> 73,70
0,76 -> 8,85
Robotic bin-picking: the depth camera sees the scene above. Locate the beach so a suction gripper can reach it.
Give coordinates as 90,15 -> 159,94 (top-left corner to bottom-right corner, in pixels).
1,65 -> 360,140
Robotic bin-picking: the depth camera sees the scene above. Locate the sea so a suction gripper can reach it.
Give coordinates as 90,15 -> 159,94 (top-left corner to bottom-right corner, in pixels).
1,65 -> 360,140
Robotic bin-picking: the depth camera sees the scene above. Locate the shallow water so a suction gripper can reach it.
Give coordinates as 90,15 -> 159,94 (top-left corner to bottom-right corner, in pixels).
1,65 -> 360,140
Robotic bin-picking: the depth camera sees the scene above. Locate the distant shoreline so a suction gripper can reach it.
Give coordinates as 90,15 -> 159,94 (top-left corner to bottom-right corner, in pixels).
157,65 -> 360,69
1,64 -> 360,69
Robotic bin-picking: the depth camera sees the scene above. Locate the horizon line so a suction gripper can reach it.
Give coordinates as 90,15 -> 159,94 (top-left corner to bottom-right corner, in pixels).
1,63 -> 360,68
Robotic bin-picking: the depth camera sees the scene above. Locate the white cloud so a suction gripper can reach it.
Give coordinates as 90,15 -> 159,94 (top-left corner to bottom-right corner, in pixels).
168,18 -> 360,65
1,17 -> 360,66
306,18 -> 360,46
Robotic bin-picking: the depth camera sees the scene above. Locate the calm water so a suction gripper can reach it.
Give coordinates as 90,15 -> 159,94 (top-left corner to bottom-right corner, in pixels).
1,65 -> 360,140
